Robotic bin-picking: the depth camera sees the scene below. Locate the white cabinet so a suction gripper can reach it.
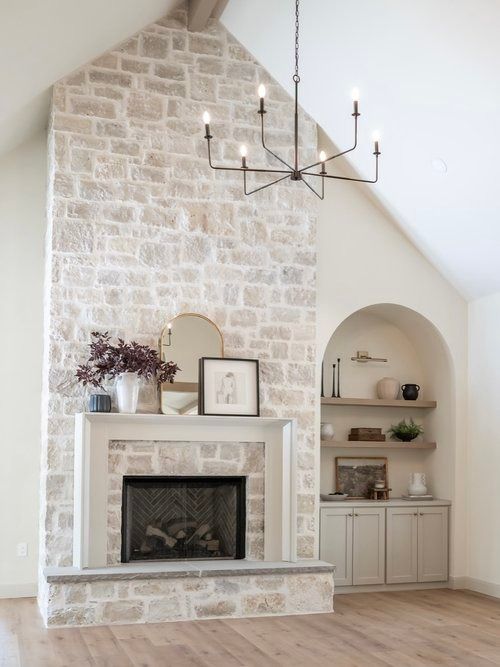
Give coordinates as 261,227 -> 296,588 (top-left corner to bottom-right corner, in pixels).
320,507 -> 352,586
353,508 -> 385,585
320,503 -> 449,587
418,507 -> 448,582
320,507 -> 385,586
386,506 -> 448,584
386,507 -> 419,584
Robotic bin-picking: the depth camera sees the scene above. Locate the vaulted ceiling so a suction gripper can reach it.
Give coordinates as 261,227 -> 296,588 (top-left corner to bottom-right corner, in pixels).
1,0 -> 498,299
222,0 -> 500,300
0,0 -> 182,155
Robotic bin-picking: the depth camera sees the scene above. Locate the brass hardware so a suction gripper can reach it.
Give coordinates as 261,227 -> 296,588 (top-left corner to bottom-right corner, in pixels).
351,350 -> 388,363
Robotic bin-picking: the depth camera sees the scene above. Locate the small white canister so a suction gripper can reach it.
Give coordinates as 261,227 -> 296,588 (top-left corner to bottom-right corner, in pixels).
320,422 -> 335,440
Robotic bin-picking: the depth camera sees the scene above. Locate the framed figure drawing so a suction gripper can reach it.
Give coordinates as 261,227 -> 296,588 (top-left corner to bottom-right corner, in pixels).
335,457 -> 388,499
199,357 -> 260,417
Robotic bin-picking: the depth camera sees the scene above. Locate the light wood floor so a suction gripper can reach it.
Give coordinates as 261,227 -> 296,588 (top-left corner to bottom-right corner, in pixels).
2,590 -> 500,666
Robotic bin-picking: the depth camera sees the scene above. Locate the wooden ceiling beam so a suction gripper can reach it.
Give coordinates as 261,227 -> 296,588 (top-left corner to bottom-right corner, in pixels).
211,0 -> 229,20
188,0 -> 219,32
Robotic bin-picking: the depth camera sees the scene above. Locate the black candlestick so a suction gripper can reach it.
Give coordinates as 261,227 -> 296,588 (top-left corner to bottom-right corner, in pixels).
331,364 -> 336,398
337,357 -> 341,398
321,362 -> 324,398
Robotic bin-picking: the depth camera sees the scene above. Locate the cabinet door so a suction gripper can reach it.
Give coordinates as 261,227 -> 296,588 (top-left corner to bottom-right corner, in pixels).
386,507 -> 418,584
353,508 -> 385,585
418,507 -> 449,582
320,508 -> 353,586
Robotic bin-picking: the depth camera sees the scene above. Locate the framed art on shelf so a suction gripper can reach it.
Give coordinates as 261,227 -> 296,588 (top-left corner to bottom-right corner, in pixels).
198,357 -> 260,417
335,457 -> 388,499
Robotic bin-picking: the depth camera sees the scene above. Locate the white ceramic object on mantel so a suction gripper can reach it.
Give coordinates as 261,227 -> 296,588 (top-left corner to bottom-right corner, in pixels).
376,377 -> 400,400
116,372 -> 140,414
320,422 -> 335,440
408,472 -> 427,496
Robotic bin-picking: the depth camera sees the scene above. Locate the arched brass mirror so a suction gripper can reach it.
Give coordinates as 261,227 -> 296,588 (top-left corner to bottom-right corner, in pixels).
160,313 -> 224,415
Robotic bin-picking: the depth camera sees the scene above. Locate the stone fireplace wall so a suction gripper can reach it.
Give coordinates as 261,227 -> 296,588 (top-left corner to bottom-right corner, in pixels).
41,1 -> 318,584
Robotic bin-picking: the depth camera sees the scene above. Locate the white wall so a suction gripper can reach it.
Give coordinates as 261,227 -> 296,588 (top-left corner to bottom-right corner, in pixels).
468,292 -> 500,595
0,132 -> 46,597
316,129 -> 468,579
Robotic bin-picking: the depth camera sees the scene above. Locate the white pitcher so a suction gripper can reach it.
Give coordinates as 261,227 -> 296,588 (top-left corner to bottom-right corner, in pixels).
408,472 -> 427,496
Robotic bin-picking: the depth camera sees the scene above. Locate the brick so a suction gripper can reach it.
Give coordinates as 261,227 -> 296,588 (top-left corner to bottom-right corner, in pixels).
140,33 -> 169,59
70,96 -> 116,119
126,92 -> 162,120
89,69 -> 133,87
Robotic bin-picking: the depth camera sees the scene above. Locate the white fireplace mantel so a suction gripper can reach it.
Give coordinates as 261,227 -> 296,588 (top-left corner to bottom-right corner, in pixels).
73,412 -> 297,569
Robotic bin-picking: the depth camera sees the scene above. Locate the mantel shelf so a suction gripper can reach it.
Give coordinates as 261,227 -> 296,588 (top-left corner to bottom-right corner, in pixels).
321,397 -> 437,408
321,440 -> 437,450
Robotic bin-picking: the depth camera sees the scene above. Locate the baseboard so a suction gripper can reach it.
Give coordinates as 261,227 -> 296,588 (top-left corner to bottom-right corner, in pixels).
335,581 -> 449,594
448,575 -> 468,590
0,582 -> 38,599
461,576 -> 500,599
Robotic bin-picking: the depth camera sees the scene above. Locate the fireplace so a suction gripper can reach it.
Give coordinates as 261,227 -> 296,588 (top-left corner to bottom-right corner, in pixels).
121,476 -> 246,562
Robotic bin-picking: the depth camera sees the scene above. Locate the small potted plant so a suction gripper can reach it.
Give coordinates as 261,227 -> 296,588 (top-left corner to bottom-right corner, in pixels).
388,418 -> 424,442
76,332 -> 178,414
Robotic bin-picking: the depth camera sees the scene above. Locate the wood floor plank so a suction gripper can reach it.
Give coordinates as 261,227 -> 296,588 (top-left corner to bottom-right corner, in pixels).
3,590 -> 500,666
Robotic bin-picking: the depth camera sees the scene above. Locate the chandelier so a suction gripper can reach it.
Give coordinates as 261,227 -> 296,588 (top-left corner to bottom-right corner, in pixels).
201,0 -> 381,199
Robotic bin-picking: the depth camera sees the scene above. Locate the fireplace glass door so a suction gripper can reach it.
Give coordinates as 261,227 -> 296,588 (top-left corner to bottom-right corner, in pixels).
121,476 -> 246,562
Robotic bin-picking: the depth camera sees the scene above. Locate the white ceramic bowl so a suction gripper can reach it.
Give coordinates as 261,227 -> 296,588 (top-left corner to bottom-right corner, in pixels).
320,493 -> 348,502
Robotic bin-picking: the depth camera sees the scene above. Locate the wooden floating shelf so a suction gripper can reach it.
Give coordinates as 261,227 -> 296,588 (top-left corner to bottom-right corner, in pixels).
321,397 -> 437,408
321,440 -> 437,450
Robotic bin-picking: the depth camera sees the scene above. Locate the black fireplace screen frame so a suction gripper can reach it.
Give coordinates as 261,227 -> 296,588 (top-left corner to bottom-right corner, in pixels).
121,475 -> 246,563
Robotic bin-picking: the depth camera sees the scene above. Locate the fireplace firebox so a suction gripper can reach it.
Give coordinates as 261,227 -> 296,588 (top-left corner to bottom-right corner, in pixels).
121,476 -> 246,562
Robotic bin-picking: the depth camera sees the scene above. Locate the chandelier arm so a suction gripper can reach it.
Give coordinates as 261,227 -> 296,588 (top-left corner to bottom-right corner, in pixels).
243,171 -> 291,196
206,139 -> 292,175
300,115 -> 359,173
302,155 -> 379,184
301,174 -> 324,200
260,113 -> 294,171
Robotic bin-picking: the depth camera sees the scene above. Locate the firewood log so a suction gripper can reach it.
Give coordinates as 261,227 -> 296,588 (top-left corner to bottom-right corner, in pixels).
167,521 -> 197,536
146,524 -> 177,548
185,523 -> 211,545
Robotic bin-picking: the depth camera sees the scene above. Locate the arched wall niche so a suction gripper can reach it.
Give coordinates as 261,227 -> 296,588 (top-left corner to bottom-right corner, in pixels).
320,303 -> 456,505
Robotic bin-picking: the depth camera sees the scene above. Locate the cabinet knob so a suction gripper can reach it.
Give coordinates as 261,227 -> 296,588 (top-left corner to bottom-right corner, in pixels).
354,513 -> 359,517
348,513 -> 353,517
413,512 -> 418,516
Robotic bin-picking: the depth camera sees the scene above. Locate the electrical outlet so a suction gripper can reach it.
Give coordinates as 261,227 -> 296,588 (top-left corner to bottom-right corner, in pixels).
17,542 -> 28,558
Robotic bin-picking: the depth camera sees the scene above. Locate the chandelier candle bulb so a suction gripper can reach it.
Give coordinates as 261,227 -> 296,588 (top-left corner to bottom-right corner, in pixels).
319,150 -> 327,174
240,144 -> 248,169
351,88 -> 360,116
373,131 -> 381,155
258,84 -> 266,113
202,111 -> 211,138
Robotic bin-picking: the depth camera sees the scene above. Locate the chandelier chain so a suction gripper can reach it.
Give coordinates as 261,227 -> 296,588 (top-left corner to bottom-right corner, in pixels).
294,0 -> 300,82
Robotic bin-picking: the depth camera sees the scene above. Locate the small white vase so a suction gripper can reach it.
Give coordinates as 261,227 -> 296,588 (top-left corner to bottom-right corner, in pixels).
408,472 -> 427,496
320,422 -> 335,440
116,372 -> 140,414
376,377 -> 400,400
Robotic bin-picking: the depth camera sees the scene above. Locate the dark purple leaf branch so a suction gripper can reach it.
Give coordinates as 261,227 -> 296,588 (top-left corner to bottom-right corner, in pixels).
76,331 -> 179,389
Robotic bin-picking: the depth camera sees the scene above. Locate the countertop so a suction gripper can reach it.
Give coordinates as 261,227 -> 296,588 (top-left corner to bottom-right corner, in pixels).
319,498 -> 451,508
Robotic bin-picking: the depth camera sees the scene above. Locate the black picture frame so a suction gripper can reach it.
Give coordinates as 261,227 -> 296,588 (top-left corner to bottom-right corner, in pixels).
198,357 -> 260,417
